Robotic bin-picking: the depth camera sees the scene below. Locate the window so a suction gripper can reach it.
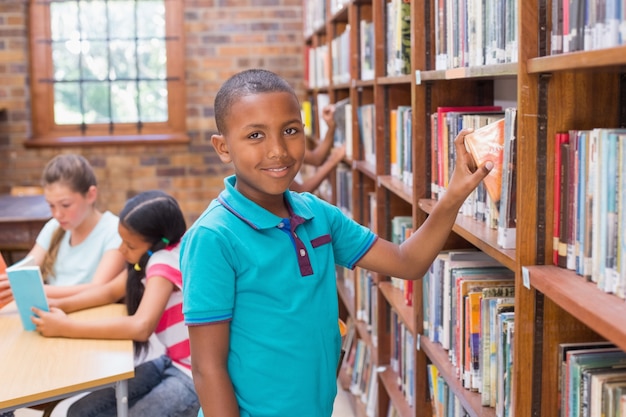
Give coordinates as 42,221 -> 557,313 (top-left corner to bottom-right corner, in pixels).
29,0 -> 187,146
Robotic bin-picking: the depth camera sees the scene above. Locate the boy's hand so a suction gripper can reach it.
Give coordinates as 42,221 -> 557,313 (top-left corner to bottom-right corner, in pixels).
445,129 -> 494,204
0,274 -> 13,310
322,104 -> 336,128
31,306 -> 68,337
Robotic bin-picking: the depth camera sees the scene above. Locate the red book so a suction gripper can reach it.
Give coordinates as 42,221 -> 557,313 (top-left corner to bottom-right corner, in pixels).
553,132 -> 570,265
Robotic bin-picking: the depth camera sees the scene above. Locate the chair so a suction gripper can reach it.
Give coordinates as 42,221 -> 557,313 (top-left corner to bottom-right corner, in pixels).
28,400 -> 63,417
2,186 -> 45,264
10,185 -> 44,196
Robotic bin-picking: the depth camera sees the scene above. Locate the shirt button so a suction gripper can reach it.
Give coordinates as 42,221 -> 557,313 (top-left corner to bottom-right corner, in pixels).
300,249 -> 306,256
278,223 -> 284,228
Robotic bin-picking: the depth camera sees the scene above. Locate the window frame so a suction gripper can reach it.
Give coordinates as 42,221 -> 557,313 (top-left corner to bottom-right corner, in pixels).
28,0 -> 188,147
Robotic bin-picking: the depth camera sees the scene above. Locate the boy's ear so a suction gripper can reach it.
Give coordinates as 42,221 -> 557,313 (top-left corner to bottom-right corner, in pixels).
211,134 -> 232,163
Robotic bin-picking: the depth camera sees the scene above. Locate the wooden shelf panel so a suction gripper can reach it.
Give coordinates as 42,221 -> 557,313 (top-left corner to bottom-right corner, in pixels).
337,277 -> 356,318
526,265 -> 626,351
353,160 -> 377,181
377,175 -> 412,204
527,46 -> 626,73
379,367 -> 414,417
418,199 -> 516,270
418,63 -> 518,82
420,337 -> 496,417
377,74 -> 412,85
378,281 -> 415,335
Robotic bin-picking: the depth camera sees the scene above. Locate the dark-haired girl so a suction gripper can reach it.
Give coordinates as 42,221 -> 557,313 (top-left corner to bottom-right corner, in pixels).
32,190 -> 199,417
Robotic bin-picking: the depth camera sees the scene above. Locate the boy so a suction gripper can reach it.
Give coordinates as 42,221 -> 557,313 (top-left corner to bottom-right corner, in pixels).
180,69 -> 493,417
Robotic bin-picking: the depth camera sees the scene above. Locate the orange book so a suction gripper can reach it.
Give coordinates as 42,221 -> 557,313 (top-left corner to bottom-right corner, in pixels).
464,118 -> 506,204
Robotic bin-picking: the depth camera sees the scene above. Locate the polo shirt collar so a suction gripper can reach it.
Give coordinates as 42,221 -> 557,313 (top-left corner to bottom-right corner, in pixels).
218,175 -> 315,230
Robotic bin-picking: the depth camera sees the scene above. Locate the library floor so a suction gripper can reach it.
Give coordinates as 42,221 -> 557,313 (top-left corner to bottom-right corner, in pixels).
14,382 -> 356,417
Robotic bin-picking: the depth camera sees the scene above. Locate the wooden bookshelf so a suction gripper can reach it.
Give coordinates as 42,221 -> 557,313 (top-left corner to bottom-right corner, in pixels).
304,0 -> 626,416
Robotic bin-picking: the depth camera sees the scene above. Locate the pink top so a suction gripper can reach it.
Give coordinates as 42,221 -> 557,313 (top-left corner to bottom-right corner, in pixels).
145,243 -> 191,371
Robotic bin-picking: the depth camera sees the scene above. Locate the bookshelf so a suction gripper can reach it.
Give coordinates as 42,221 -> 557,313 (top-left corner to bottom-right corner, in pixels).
304,0 -> 626,416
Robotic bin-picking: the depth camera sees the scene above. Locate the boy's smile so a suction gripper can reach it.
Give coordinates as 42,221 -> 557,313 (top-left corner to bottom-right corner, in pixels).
211,91 -> 306,214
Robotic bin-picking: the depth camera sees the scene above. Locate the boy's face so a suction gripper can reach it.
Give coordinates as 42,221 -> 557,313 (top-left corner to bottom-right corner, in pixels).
211,91 -> 306,206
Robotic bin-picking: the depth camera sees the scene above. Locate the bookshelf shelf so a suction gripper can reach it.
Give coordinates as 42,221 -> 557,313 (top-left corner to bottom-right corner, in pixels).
352,160 -> 377,181
418,199 -> 516,270
418,63 -> 518,82
377,176 -> 412,204
303,0 -> 626,415
377,75 -> 412,85
421,337 -> 496,417
379,368 -> 413,417
527,46 -> 626,74
379,281 -> 415,334
527,266 -> 626,352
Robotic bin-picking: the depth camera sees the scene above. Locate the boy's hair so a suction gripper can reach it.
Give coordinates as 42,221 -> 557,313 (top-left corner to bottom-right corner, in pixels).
41,154 -> 97,280
41,153 -> 97,193
214,68 -> 298,134
119,190 -> 187,358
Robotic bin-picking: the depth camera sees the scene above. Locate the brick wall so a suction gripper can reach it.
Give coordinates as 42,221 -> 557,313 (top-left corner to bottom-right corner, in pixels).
0,0 -> 304,224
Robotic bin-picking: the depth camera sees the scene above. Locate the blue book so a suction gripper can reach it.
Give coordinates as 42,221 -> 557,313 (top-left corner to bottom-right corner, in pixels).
576,131 -> 588,276
6,255 -> 49,331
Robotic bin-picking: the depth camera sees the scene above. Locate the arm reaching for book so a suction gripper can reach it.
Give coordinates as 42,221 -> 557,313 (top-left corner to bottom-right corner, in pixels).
304,104 -> 337,166
291,145 -> 346,193
357,129 -> 493,279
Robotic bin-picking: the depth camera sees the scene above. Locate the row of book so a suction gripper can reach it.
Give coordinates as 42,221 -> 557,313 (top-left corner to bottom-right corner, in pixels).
305,44 -> 330,90
302,0 -> 325,38
550,0 -> 626,54
390,310 -> 416,407
341,318 -> 378,417
330,26 -> 351,85
422,249 -> 515,413
558,341 -> 626,417
389,215 -> 414,306
386,0 -> 411,77
300,94 -> 353,161
431,106 -> 518,249
427,364 -> 471,417
434,0 -> 518,70
390,105 -> 413,187
552,128 -> 626,298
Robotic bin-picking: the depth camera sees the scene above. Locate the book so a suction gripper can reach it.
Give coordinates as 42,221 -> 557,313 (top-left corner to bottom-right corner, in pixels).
464,117 -> 506,204
497,107 -> 517,249
0,251 -> 6,273
6,255 -> 49,331
558,141 -> 571,269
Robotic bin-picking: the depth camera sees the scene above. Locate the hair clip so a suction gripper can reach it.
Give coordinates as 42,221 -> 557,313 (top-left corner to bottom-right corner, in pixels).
147,250 -> 154,256
134,263 -> 141,271
161,237 -> 170,244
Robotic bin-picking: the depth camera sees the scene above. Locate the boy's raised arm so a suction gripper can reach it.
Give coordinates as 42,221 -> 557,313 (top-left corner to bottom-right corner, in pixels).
357,129 -> 493,280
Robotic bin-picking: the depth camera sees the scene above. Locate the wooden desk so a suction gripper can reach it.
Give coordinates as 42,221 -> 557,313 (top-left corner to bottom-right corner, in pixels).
0,303 -> 134,417
0,194 -> 51,262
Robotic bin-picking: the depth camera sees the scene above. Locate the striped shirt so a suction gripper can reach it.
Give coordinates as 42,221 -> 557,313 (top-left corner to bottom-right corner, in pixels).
146,243 -> 191,374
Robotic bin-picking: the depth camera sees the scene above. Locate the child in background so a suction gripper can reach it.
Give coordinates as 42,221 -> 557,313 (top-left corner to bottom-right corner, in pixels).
291,104 -> 346,193
0,153 -> 126,310
32,190 -> 199,417
180,68 -> 493,417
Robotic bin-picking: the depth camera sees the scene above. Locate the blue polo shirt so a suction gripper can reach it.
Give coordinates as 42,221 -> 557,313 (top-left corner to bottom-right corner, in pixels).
181,175 -> 376,417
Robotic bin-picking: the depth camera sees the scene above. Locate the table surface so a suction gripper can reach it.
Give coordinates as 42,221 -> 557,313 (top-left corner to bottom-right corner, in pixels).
0,195 -> 51,223
0,302 -> 135,410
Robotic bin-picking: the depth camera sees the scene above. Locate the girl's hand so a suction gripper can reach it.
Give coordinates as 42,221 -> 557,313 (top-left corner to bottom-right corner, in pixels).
0,274 -> 14,309
31,307 -> 68,337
